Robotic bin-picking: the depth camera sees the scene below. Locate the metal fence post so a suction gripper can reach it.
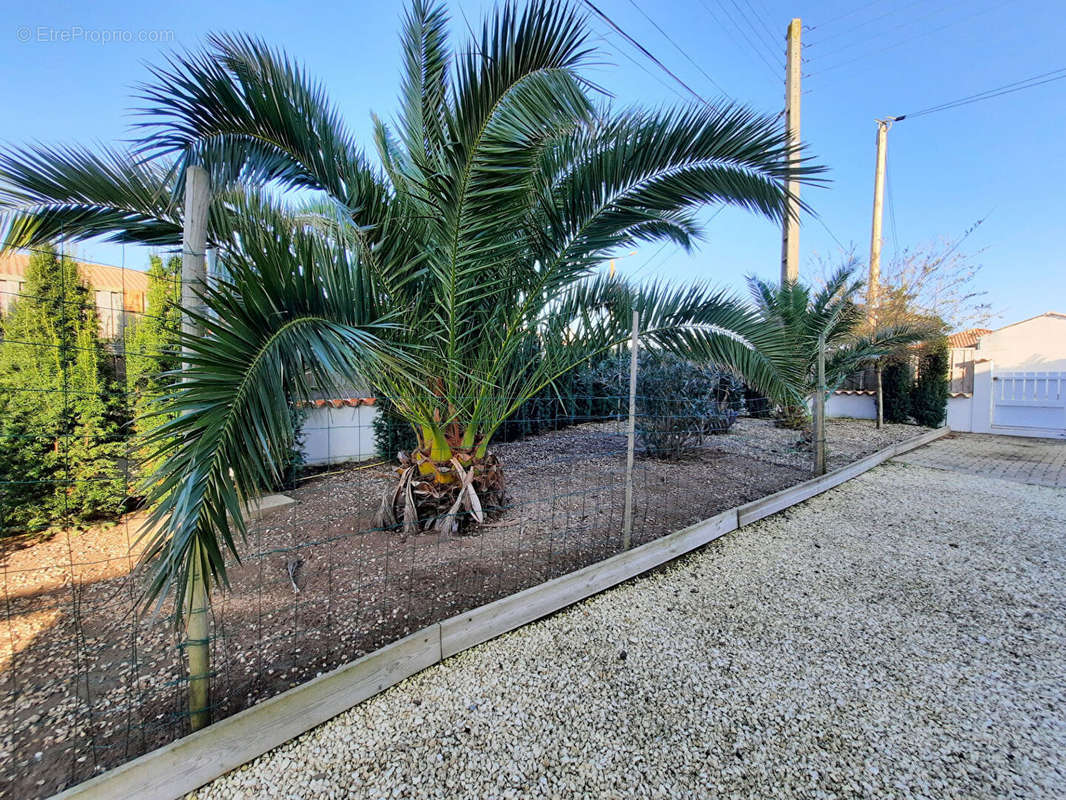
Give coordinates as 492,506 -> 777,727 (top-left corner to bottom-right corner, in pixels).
622,310 -> 639,549
182,164 -> 212,731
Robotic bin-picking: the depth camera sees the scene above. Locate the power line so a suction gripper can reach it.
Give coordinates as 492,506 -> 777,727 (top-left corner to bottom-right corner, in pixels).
738,0 -> 785,59
583,0 -> 727,104
886,163 -> 900,257
806,0 -> 927,48
696,0 -> 780,80
725,0 -> 786,69
807,0 -> 964,63
814,214 -> 848,253
806,3 -> 1001,78
596,30 -> 690,103
809,0 -> 882,31
898,67 -> 1066,119
621,0 -> 731,96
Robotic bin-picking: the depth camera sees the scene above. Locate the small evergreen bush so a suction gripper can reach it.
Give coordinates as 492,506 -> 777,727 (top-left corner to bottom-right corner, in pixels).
596,351 -> 745,459
910,338 -> 949,428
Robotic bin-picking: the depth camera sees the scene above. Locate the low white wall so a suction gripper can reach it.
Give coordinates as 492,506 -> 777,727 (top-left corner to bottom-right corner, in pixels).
301,404 -> 380,466
825,392 -> 876,420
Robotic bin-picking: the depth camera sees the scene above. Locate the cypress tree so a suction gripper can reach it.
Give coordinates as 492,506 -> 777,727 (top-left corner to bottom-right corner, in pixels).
0,246 -> 125,535
125,254 -> 182,481
911,338 -> 950,428
882,358 -> 914,424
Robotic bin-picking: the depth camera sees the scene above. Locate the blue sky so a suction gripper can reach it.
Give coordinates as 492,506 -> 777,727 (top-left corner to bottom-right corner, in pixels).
1,0 -> 1063,326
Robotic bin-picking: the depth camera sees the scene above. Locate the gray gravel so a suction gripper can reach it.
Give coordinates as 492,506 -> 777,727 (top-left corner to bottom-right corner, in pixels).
193,443 -> 1066,800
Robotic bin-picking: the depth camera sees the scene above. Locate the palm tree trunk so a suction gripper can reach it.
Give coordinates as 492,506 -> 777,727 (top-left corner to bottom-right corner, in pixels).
375,437 -> 505,535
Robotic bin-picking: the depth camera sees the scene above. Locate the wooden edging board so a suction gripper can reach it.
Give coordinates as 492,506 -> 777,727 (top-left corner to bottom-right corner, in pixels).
50,628 -> 441,800
440,507 -> 738,659
50,426 -> 949,800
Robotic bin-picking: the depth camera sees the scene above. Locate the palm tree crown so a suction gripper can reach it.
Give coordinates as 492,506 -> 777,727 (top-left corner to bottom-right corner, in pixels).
747,265 -> 932,403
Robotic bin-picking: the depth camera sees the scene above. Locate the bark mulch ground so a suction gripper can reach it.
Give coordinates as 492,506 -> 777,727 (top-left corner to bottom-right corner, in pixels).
0,417 -> 917,799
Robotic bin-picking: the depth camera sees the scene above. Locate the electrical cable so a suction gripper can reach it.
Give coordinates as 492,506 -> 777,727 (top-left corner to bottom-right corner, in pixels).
726,0 -> 786,69
597,30 -> 690,102
810,0 -> 883,31
886,162 -> 900,258
807,0 -> 927,48
898,67 -> 1066,119
621,0 -> 732,96
807,0 -> 964,62
696,0 -> 780,79
583,0 -> 728,104
738,0 -> 785,61
806,3 -> 1001,78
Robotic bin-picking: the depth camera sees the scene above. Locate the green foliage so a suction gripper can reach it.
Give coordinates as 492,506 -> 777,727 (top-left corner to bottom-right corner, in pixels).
125,254 -> 181,481
910,339 -> 949,428
747,264 -> 932,428
278,404 -> 308,490
372,397 -> 419,460
0,0 -> 827,610
372,353 -> 618,460
0,245 -> 125,536
595,351 -> 744,459
882,359 -> 913,424
749,265 -> 929,400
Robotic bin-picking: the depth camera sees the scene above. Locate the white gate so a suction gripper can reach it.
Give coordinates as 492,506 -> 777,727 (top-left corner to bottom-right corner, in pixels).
992,371 -> 1066,438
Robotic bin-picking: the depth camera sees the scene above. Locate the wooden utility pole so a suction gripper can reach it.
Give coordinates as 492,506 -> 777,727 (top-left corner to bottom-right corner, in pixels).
622,309 -> 639,550
867,119 -> 892,311
780,17 -> 802,284
868,118 -> 896,428
182,164 -> 212,732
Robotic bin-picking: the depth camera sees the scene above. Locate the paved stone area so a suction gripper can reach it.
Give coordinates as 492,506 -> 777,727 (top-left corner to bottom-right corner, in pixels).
197,436 -> 1066,800
895,432 -> 1066,488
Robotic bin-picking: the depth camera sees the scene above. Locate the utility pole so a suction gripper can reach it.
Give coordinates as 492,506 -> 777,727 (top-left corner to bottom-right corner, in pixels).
867,118 -> 893,311
780,17 -> 802,284
868,117 -> 901,428
182,164 -> 212,732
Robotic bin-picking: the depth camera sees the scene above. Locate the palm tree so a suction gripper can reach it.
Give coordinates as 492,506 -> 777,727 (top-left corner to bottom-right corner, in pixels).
747,264 -> 930,428
0,0 -> 825,611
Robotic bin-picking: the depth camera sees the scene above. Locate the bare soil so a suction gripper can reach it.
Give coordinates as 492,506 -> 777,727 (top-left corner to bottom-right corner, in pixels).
0,417 -> 917,799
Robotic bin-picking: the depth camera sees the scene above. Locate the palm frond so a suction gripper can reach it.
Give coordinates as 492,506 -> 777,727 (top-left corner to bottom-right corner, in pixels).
137,202 -> 410,614
0,143 -> 184,248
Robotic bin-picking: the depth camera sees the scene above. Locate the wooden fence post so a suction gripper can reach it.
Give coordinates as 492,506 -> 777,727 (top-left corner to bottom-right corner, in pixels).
181,164 -> 212,732
813,333 -> 827,476
622,310 -> 639,549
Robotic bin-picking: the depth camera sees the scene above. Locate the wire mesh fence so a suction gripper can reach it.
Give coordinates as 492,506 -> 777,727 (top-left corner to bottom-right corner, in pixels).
0,246 -> 920,799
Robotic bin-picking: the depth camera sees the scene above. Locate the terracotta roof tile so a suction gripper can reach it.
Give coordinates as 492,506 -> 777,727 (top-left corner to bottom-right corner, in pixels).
300,397 -> 376,409
947,328 -> 991,348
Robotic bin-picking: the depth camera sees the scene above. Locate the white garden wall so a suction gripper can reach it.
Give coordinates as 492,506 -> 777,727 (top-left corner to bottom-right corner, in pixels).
825,392 -> 876,420
301,403 -> 380,466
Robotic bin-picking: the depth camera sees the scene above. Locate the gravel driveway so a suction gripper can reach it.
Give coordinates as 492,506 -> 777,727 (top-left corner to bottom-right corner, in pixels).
194,436 -> 1066,800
